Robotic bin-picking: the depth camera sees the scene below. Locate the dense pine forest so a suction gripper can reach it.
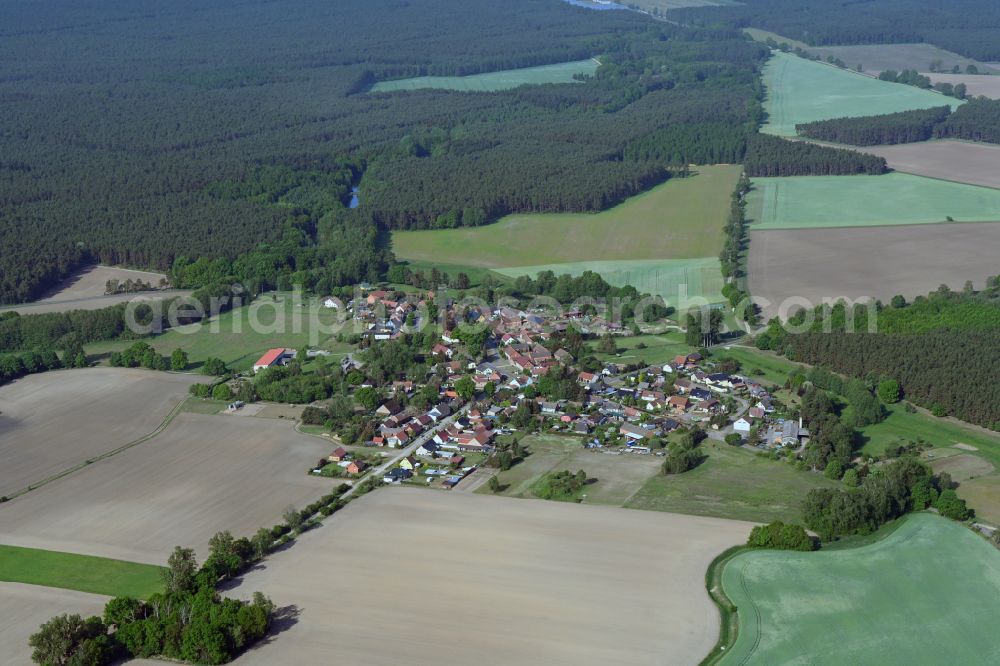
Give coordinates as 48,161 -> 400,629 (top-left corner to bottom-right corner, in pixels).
671,0 -> 1000,61
796,107 -> 952,146
795,101 -> 1000,146
743,135 -> 887,176
0,0 -> 775,304
757,281 -> 1000,430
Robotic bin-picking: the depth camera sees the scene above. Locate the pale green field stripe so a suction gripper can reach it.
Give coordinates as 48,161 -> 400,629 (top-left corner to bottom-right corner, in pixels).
371,59 -> 599,93
761,51 -> 963,137
747,173 -> 1000,230
493,257 -> 726,305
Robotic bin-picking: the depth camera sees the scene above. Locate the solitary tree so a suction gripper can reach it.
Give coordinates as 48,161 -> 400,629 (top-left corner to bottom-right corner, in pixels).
170,348 -> 189,372
488,475 -> 500,493
163,546 -> 198,594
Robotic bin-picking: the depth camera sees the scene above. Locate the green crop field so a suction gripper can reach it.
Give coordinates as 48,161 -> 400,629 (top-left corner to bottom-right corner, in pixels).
762,51 -> 962,136
0,545 -> 164,598
86,293 -> 356,372
393,165 -> 740,305
720,513 -> 1000,665
393,165 -> 742,266
747,173 -> 1000,230
370,59 -> 599,93
625,441 -> 836,523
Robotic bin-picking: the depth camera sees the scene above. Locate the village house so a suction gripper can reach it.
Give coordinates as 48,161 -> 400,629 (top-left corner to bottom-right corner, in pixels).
347,460 -> 367,475
620,423 -> 653,442
327,447 -> 350,462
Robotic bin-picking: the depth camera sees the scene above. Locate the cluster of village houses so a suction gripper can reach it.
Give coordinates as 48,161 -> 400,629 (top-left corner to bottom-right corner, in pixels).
260,287 -> 808,488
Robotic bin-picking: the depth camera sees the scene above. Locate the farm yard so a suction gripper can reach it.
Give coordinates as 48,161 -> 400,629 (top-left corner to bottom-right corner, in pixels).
229,488 -> 754,666
859,140 -> 1000,190
625,441 -> 837,524
761,51 -> 961,136
370,59 -> 599,92
393,165 -> 741,304
85,293 -> 356,372
0,412 -> 334,565
0,368 -> 200,498
0,584 -> 109,665
746,173 -> 1000,229
746,223 -> 1000,320
927,73 -> 1000,99
719,514 -> 1000,665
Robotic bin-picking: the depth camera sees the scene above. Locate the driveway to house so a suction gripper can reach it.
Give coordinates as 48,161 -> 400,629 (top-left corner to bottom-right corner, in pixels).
341,405 -> 469,499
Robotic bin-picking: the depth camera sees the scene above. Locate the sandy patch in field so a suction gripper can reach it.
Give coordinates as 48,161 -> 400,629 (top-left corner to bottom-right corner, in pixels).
861,140 -> 1000,190
748,224 -> 1000,320
0,413 -> 333,565
930,454 -> 995,482
34,265 -> 165,302
0,368 -> 200,497
0,583 -> 109,664
230,489 -> 752,666
926,73 -> 1000,99
0,289 -> 193,315
954,443 -> 979,452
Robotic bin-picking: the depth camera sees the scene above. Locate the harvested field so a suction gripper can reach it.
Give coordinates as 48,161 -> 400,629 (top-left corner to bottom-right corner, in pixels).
761,52 -> 961,136
0,583 -> 108,664
747,173 -> 1000,229
393,166 -> 742,266
926,73 -> 1000,99
859,140 -> 1000,190
0,412 -> 333,565
720,513 -> 1000,665
798,44 -> 998,76
747,224 -> 1000,320
231,488 -> 753,666
0,368 -> 200,498
0,265 -> 185,315
370,59 -> 599,92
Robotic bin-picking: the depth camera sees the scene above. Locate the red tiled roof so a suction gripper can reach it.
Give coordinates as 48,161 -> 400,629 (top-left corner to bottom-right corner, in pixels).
254,348 -> 286,367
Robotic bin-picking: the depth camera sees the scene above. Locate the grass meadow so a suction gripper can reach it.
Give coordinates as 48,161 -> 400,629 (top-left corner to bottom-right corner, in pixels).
625,441 -> 837,523
747,173 -> 1000,230
720,513 -> 1000,665
761,51 -> 962,136
86,293 -> 356,372
0,545 -> 164,598
370,59 -> 599,93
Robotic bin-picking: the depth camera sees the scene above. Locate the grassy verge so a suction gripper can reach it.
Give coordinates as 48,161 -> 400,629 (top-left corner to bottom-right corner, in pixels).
699,545 -> 749,666
0,545 -> 164,599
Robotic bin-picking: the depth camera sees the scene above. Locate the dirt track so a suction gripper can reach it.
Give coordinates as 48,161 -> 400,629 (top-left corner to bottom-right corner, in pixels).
0,583 -> 108,663
748,223 -> 1000,320
0,368 -> 199,497
862,140 -> 1000,190
0,412 -> 333,564
231,488 -> 753,666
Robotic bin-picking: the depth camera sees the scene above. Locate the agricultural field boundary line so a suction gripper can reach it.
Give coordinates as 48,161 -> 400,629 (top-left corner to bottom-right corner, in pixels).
2,386 -> 195,502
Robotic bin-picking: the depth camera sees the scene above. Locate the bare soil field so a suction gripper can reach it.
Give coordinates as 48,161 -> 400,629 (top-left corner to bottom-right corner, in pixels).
0,368 -> 200,498
0,412 -> 333,565
793,43 -> 999,76
230,489 -> 753,666
0,265 -> 187,315
927,73 -> 1000,99
748,224 -> 1000,320
0,289 -> 192,315
0,583 -> 108,663
861,140 -> 1000,190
